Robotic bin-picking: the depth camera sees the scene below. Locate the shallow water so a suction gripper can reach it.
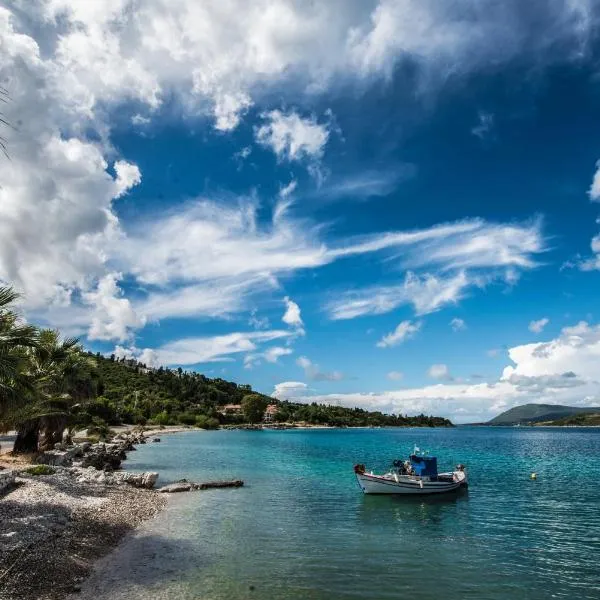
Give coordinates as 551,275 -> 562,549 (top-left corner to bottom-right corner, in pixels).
85,427 -> 600,600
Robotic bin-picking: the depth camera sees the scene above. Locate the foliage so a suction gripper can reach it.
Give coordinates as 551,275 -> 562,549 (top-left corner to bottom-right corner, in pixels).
542,413 -> 600,427
24,465 -> 56,476
241,394 -> 269,423
0,284 -> 453,453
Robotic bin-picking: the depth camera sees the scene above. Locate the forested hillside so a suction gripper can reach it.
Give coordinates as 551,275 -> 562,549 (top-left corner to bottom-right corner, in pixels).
92,353 -> 453,428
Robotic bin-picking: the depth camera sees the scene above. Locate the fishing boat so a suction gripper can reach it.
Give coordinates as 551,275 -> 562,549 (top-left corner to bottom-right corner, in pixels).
354,448 -> 467,495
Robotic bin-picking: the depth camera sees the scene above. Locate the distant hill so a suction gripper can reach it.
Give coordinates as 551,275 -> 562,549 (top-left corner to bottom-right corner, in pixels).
488,403 -> 600,425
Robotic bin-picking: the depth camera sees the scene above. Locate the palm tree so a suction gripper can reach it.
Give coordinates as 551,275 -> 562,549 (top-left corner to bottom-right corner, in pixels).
12,330 -> 97,453
0,286 -> 38,419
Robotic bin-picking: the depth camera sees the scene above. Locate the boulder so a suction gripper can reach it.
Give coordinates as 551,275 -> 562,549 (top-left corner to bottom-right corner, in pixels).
113,471 -> 158,489
151,438 -> 161,443
0,470 -> 16,494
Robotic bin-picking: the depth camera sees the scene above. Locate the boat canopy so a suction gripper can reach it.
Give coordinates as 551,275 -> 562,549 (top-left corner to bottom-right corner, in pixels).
410,454 -> 438,477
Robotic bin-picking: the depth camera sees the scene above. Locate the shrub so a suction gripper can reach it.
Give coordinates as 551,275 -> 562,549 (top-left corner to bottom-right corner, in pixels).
25,465 -> 56,476
195,415 -> 220,430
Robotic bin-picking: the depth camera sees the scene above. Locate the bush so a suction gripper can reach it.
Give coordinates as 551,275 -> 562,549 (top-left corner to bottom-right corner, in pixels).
87,417 -> 112,441
25,465 -> 56,476
195,415 -> 220,430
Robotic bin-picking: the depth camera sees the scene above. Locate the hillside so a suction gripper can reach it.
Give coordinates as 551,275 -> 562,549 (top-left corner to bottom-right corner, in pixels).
89,353 -> 453,428
488,403 -> 600,426
537,413 -> 600,427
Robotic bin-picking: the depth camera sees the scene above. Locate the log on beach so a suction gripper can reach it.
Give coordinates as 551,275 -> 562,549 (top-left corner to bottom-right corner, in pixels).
157,479 -> 244,493
198,479 -> 244,490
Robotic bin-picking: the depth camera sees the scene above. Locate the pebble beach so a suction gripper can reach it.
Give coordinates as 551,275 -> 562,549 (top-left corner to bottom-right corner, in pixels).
0,428 -> 192,600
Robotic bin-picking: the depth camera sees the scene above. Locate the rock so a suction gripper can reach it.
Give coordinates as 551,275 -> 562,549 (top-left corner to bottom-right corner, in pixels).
157,482 -> 194,493
151,438 -> 161,443
113,471 -> 158,489
37,446 -> 83,467
0,470 -> 16,494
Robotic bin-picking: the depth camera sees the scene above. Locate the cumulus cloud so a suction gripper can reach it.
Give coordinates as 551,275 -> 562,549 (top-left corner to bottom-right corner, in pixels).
0,1 -> 580,348
283,321 -> 600,423
377,320 -> 421,348
272,381 -> 309,400
282,297 -> 304,332
255,110 -> 330,162
529,318 -> 549,333
387,371 -> 404,381
450,317 -> 466,331
83,273 -> 146,342
296,356 -> 343,381
428,363 -> 452,381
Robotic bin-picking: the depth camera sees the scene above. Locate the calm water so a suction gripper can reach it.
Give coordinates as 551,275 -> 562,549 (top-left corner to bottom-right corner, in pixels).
92,427 -> 600,600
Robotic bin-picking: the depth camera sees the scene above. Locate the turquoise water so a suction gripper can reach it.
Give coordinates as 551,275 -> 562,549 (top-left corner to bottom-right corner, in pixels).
112,427 -> 599,599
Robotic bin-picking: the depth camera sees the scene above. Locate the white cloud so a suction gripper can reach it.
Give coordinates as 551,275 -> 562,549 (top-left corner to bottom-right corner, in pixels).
286,321 -> 600,423
450,317 -> 466,331
83,273 -> 146,342
428,363 -> 452,381
244,345 -> 293,369
131,114 -> 151,126
387,371 -> 404,381
124,329 -> 293,366
314,166 -> 416,201
529,317 -> 549,333
249,310 -> 270,330
328,271 -> 472,320
272,381 -> 309,400
588,160 -> 600,201
0,1 -> 572,346
580,161 -> 600,270
255,110 -> 330,162
376,320 -> 421,348
282,296 -> 305,334
296,356 -> 343,381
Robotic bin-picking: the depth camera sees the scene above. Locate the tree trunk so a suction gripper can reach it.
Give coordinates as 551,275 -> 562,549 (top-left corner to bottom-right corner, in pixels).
38,415 -> 67,451
12,421 -> 40,454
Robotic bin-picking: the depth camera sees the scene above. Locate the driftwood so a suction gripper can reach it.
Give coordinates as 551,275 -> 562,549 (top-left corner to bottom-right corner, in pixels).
197,480 -> 243,490
157,479 -> 244,493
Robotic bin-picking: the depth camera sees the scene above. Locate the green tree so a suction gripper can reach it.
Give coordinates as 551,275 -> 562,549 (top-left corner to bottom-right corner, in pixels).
0,286 -> 38,419
12,330 -> 97,452
241,394 -> 268,423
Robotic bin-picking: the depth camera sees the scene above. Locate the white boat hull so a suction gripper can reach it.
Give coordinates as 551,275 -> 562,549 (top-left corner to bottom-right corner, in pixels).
356,470 -> 467,495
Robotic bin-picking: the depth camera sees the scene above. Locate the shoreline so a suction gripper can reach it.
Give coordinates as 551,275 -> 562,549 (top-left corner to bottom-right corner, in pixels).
0,431 -> 175,600
0,468 -> 165,600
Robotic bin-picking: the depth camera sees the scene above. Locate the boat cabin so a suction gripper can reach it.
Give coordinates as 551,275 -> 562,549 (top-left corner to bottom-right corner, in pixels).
409,454 -> 438,478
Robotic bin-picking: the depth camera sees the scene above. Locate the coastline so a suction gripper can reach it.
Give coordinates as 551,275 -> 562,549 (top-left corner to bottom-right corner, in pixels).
0,467 -> 165,600
0,428 -> 194,600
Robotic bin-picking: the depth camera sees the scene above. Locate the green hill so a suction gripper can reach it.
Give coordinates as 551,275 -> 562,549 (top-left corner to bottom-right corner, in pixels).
487,403 -> 600,425
89,352 -> 453,428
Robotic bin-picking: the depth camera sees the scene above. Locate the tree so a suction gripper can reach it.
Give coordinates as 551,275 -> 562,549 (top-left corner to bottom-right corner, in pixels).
0,286 -> 38,420
12,330 -> 97,453
241,394 -> 268,423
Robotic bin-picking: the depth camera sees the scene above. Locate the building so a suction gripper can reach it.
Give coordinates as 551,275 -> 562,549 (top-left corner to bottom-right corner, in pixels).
263,404 -> 279,423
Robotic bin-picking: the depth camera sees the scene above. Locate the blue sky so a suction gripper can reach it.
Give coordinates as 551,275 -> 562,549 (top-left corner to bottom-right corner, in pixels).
2,1 -> 600,422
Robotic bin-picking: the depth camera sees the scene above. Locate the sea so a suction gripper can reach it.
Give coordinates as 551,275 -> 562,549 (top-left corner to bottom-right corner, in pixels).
81,427 -> 600,600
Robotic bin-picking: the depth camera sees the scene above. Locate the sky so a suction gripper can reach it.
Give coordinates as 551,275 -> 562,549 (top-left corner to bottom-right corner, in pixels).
2,0 -> 600,423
